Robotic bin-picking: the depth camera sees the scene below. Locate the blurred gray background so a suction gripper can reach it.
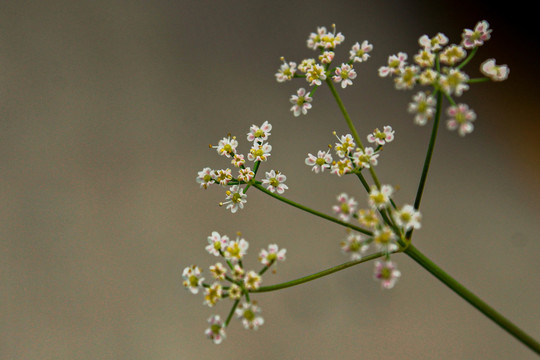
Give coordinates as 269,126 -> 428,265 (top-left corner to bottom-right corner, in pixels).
1,1 -> 539,359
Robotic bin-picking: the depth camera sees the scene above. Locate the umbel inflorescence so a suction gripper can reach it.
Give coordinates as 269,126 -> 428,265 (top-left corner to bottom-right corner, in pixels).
186,21 -> 510,345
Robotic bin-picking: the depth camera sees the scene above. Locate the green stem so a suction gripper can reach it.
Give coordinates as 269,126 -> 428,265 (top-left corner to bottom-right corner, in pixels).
252,182 -> 372,236
405,244 -> 540,355
225,300 -> 240,326
413,90 -> 442,212
252,251 -> 387,293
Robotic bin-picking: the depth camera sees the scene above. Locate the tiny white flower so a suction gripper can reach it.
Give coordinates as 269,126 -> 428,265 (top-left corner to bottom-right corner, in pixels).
480,59 -> 509,81
290,88 -> 313,117
205,315 -> 226,345
340,233 -> 369,260
368,184 -> 394,209
222,185 -> 247,213
349,40 -> 373,62
182,265 -> 204,294
305,149 -> 333,173
367,126 -> 395,146
374,260 -> 401,289
262,170 -> 288,194
258,244 -> 287,266
244,270 -> 262,290
206,231 -> 230,257
235,301 -> 264,330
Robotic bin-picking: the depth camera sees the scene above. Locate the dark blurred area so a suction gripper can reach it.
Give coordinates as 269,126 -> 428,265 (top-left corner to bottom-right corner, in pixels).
1,1 -> 539,359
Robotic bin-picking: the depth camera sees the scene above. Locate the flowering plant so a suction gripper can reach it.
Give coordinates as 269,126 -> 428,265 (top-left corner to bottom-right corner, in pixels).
185,21 -> 539,354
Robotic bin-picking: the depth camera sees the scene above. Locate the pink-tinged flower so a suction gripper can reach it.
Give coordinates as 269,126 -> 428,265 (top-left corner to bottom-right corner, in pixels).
352,147 -> 379,169
244,270 -> 262,290
206,231 -> 230,256
368,184 -> 394,209
290,88 -> 313,117
438,68 -> 469,96
418,33 -> 448,51
334,133 -> 356,158
204,282 -> 223,307
209,262 -> 227,280
224,236 -> 249,263
247,121 -> 272,143
394,204 -> 422,231
394,65 -> 420,90
235,301 -> 264,330
378,52 -> 408,77
214,168 -> 233,186
258,244 -> 287,266
298,58 -> 316,73
275,58 -> 297,82
182,265 -> 204,294
373,260 -> 401,289
480,59 -> 509,81
349,40 -> 373,62
439,44 -> 467,66
307,26 -> 328,50
319,51 -> 335,65
305,149 -> 333,173
330,158 -> 353,177
408,91 -> 436,126
414,49 -> 435,68
320,31 -> 345,49
262,170 -> 288,194
446,104 -> 476,136
205,315 -> 226,345
340,233 -> 369,260
231,154 -> 245,168
332,193 -> 358,222
222,185 -> 247,213
333,63 -> 357,88
248,142 -> 272,162
231,264 -> 245,280
373,226 -> 399,253
306,64 -> 327,86
196,167 -> 216,189
237,167 -> 255,183
367,126 -> 395,146
215,135 -> 238,158
462,20 -> 492,49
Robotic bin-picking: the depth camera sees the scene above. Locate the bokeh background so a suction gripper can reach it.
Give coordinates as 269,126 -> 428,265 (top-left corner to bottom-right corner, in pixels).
1,1 -> 539,359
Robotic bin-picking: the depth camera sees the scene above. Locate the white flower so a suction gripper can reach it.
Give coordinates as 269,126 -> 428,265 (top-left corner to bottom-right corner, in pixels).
368,184 -> 394,209
224,236 -> 249,263
367,126 -> 395,146
306,64 -> 327,86
439,45 -> 467,66
330,158 -> 353,177
438,68 -> 469,96
182,265 -> 204,294
418,33 -> 448,51
205,315 -> 226,345
414,48 -> 435,68
209,262 -> 227,280
480,59 -> 509,81
262,170 -> 288,194
408,91 -> 436,126
237,167 -> 255,183
205,231 -> 230,256
349,40 -> 373,62
235,302 -> 264,330
275,58 -> 297,82
290,88 -> 313,117
244,270 -> 262,290
214,168 -> 233,186
196,167 -> 215,189
258,244 -> 287,266
373,226 -> 399,253
333,63 -> 357,88
378,52 -> 407,77
305,149 -> 333,173
227,283 -> 242,300
247,121 -> 272,143
373,260 -> 401,289
215,135 -> 238,158
394,65 -> 420,90
203,282 -> 223,307
248,142 -> 272,162
307,26 -> 328,50
462,20 -> 492,49
222,185 -> 247,213
446,103 -> 476,136
352,147 -> 379,169
319,51 -> 335,64
340,233 -> 369,260
334,133 -> 356,158
393,204 -> 422,231
332,193 -> 358,222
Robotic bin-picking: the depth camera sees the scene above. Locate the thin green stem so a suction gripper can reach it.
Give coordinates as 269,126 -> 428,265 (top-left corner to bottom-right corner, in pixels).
225,300 -> 240,326
457,47 -> 478,70
252,182 -> 372,236
412,90 -> 442,211
405,244 -> 540,355
252,251 -> 387,293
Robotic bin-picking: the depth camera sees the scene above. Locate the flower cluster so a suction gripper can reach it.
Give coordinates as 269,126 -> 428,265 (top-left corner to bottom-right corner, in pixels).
336,185 -> 421,289
275,25 -> 373,117
305,128 -> 394,176
379,20 -> 508,136
183,231 -> 286,344
196,121 -> 289,212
